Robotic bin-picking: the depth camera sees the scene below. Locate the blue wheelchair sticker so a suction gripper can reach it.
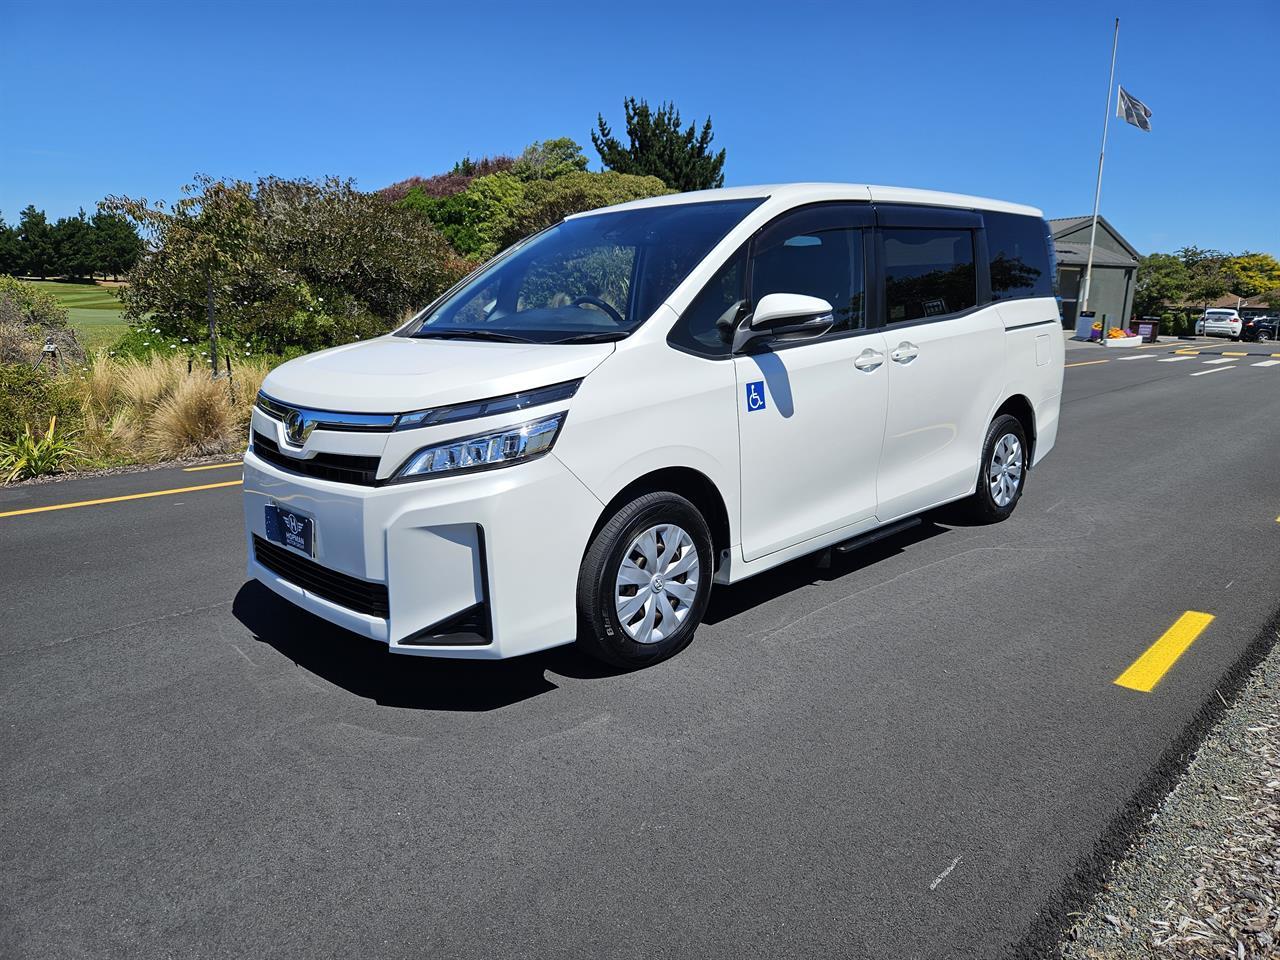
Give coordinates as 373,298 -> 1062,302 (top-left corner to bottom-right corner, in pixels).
745,381 -> 767,412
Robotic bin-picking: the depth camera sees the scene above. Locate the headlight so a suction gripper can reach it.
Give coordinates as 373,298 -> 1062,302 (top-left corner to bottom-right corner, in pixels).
392,413 -> 566,481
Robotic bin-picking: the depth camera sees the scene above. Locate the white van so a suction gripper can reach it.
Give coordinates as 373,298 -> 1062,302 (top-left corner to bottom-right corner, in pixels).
243,184 -> 1064,667
1200,308 -> 1243,340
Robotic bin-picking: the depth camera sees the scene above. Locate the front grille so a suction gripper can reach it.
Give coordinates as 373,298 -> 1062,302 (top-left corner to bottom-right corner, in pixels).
252,432 -> 381,486
253,535 -> 389,618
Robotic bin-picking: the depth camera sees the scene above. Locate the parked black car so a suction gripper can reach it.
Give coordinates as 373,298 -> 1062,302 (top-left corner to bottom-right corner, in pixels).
1241,316 -> 1277,342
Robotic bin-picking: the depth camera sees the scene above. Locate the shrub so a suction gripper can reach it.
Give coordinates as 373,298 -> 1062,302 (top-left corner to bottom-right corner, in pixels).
0,275 -> 85,365
503,171 -> 670,248
403,172 -> 527,259
105,176 -> 470,357
0,416 -> 78,482
378,155 -> 516,202
0,363 -> 81,441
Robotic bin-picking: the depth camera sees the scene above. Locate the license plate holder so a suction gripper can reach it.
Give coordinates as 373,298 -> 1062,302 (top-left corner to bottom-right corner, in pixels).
265,504 -> 315,556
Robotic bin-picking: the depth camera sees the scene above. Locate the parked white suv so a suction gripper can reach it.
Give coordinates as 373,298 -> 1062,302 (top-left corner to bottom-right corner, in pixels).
1201,308 -> 1243,340
243,184 -> 1064,667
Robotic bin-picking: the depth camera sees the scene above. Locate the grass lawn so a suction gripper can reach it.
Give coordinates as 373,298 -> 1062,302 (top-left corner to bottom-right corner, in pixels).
25,279 -> 130,352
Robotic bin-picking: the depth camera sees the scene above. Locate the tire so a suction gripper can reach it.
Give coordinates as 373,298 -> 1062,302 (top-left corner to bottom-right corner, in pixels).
576,492 -> 714,669
963,414 -> 1029,524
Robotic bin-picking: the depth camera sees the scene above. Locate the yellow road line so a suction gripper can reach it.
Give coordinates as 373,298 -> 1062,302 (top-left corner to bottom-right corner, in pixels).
1065,359 -> 1110,368
0,480 -> 242,519
1115,611 -> 1215,693
183,461 -> 244,472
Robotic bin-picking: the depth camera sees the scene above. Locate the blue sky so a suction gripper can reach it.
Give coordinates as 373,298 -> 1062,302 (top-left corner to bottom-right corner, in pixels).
2,0 -> 1276,255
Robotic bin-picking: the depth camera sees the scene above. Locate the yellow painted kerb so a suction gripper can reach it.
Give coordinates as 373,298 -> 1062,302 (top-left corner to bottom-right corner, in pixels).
0,479 -> 242,519
1114,611 -> 1215,693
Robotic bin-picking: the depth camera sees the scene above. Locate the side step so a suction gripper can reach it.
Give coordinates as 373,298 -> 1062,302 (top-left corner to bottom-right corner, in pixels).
834,516 -> 922,554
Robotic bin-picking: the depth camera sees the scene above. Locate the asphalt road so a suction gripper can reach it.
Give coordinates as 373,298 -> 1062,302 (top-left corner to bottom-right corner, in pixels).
3,339 -> 1279,959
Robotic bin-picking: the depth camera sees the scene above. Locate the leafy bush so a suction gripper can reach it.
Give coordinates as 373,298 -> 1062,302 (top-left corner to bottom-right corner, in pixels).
403,172 -> 528,259
0,416 -> 78,482
511,138 -> 589,181
0,274 -> 85,365
378,155 -> 516,203
0,363 -> 81,441
504,171 -> 670,247
104,176 -> 470,357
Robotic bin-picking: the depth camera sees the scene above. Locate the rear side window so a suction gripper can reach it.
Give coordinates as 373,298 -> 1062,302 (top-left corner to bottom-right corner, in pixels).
985,212 -> 1055,301
883,229 -> 976,322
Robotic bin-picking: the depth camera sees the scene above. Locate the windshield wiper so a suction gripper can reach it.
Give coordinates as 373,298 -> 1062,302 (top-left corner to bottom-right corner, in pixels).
413,329 -> 534,343
554,331 -> 631,344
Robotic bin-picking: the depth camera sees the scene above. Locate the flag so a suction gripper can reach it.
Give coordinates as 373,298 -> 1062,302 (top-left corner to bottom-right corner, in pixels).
1117,86 -> 1152,131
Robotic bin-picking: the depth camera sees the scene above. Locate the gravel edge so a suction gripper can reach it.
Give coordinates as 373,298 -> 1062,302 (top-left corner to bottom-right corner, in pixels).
1058,635 -> 1280,958
1009,608 -> 1280,959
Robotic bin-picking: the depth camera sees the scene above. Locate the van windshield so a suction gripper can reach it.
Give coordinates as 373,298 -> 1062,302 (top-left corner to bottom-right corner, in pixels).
402,198 -> 763,344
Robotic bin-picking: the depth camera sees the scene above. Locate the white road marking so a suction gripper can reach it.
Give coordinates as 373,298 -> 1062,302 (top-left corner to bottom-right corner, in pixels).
1157,356 -> 1193,362
1203,358 -> 1236,365
1251,360 -> 1280,367
1115,355 -> 1154,361
1190,366 -> 1235,377
930,856 -> 963,891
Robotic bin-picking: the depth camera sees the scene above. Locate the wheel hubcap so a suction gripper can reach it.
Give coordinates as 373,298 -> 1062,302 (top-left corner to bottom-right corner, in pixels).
988,433 -> 1024,507
614,523 -> 700,645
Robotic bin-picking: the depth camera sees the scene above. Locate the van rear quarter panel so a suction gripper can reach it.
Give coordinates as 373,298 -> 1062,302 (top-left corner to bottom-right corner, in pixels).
993,298 -> 1064,465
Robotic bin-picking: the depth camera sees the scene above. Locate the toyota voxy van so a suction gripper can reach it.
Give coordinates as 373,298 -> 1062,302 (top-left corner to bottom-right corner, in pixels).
243,184 -> 1064,667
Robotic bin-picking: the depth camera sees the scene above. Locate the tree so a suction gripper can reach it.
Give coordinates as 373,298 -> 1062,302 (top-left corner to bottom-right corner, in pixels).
1134,252 -> 1192,315
105,175 -> 469,361
90,209 -> 144,279
18,205 -> 56,279
1177,246 -> 1233,306
52,209 -> 96,280
511,138 -> 589,181
0,211 -> 22,276
592,97 -> 726,192
1227,252 -> 1280,299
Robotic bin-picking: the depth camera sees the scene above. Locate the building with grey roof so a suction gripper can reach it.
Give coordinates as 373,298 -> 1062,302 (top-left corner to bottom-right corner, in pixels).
1050,216 -> 1140,332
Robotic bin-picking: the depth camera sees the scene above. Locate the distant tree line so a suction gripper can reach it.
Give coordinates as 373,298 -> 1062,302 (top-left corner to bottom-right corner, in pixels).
0,204 -> 144,281
1135,248 -> 1280,315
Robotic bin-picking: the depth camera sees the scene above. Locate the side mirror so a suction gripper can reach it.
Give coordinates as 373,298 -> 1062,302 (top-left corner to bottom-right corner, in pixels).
733,293 -> 835,353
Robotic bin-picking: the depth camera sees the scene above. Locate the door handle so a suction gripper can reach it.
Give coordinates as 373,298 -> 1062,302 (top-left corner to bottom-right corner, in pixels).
891,341 -> 919,364
853,349 -> 883,372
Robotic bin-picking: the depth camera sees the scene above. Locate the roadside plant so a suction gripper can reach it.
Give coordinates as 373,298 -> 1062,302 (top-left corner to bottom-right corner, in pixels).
1,416 -> 78,482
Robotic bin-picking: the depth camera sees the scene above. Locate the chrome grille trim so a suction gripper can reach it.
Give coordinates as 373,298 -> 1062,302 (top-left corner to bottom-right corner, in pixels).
255,392 -> 398,433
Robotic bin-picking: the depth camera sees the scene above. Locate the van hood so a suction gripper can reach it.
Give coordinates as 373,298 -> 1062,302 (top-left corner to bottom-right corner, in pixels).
260,336 -> 615,413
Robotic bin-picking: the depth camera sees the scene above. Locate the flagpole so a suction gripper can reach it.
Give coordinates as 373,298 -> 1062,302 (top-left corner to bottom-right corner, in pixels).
1080,17 -> 1119,324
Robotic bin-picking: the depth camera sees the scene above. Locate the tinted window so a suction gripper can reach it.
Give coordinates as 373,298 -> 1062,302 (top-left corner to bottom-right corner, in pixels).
667,249 -> 747,355
985,212 -> 1054,301
883,229 -> 976,322
751,224 -> 865,332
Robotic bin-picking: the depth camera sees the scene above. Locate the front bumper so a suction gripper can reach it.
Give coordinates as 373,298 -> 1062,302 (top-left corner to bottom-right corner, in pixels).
242,446 -> 603,659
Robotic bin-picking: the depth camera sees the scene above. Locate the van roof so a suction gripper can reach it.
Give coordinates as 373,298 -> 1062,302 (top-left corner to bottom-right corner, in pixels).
567,183 -> 1044,219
